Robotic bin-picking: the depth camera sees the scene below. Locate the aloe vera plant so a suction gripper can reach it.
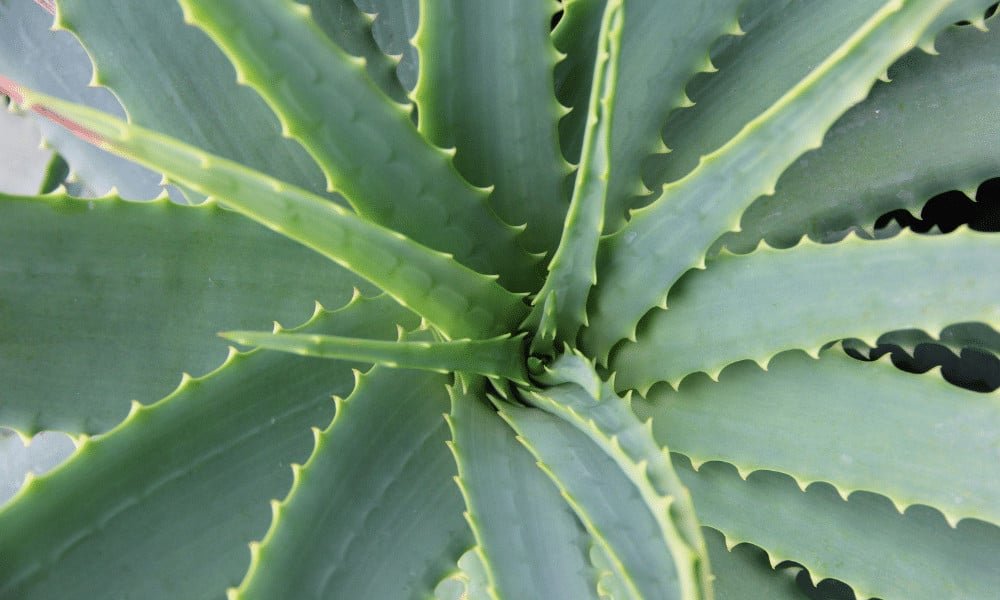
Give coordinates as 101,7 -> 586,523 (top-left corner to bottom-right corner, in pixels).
1,0 -> 999,597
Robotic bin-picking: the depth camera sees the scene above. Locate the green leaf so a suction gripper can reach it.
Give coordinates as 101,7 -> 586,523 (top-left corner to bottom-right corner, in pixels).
650,0 -> 887,187
552,0 -> 606,165
3,85 -> 528,339
522,357 -> 711,599
179,0 -> 538,291
500,402 -> 677,600
54,0 -> 335,202
717,18 -> 1000,253
353,0 -> 420,90
413,0 -> 571,254
434,549 -> 491,600
0,294 -> 413,600
703,529 -> 806,600
583,0 -> 996,360
678,458 -> 1000,600
601,0 -> 743,232
614,230 -> 1000,392
446,381 -> 596,600
221,331 -> 529,384
306,0 -> 409,103
529,0 -> 623,349
232,366 -> 468,599
0,1 -> 160,196
635,347 -> 1000,526
0,191 -> 366,435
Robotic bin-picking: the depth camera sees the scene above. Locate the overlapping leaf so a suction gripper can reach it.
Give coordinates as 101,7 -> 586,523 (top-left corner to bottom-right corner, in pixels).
0,191 -> 366,435
614,230 -> 1000,391
0,295 -> 414,600
584,0 -> 998,360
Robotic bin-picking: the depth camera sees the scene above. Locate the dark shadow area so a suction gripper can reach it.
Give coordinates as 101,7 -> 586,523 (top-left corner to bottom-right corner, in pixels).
874,177 -> 1000,234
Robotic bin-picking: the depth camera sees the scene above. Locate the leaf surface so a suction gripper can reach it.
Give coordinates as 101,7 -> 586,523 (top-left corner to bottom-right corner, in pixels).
0,1 -> 160,196
718,17 -> 1000,253
306,0 -> 409,103
552,0 -> 605,165
353,0 -> 420,90
446,382 -> 596,600
678,458 -> 1000,600
54,0 -> 334,201
614,230 -> 1000,391
524,354 -> 711,599
650,0 -> 885,187
635,347 -> 1000,526
222,331 -> 529,384
529,0 -> 623,349
414,0 -> 571,254
180,0 -> 538,291
601,0 -> 742,232
233,366 -> 468,599
0,295 -> 414,600
703,529 -> 806,600
584,0 -> 997,360
500,402 -> 678,600
0,192 -> 365,435
1,86 -> 527,339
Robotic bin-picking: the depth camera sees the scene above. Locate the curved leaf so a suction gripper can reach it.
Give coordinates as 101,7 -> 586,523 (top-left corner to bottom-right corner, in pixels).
0,295 -> 414,600
501,402 -> 678,600
0,191 -> 365,435
518,351 -> 713,599
703,529 -> 806,600
650,0 -> 885,187
718,18 -> 1000,253
306,0 -> 409,103
353,0 -> 420,90
179,0 -> 538,290
53,0 -> 335,202
679,458 -> 1000,600
636,347 -> 1000,526
232,367 -> 468,599
0,1 -> 160,196
446,381 -> 596,600
584,0 -> 997,361
222,331 -> 529,384
601,0 -> 743,232
552,0 -> 606,165
1,85 -> 528,339
614,229 -> 1000,392
414,0 -> 571,253
529,0 -> 623,349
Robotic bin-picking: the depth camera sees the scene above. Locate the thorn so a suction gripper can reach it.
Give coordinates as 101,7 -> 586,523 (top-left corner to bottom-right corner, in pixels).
13,429 -> 33,446
127,399 -> 144,419
833,485 -> 850,502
